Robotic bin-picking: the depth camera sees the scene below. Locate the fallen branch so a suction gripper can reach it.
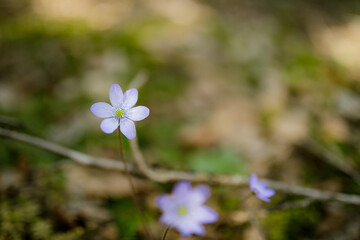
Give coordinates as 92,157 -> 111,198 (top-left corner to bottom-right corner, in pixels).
1,127 -> 360,205
0,127 -> 131,172
130,138 -> 360,205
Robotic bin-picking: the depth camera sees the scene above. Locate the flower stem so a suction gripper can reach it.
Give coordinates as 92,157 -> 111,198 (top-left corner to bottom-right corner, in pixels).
117,127 -> 152,240
161,226 -> 171,240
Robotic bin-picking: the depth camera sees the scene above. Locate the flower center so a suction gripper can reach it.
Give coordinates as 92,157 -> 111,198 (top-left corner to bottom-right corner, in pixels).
177,206 -> 187,216
115,108 -> 125,118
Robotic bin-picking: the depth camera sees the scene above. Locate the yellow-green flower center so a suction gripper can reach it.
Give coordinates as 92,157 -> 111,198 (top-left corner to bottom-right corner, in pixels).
178,206 -> 187,216
115,108 -> 125,118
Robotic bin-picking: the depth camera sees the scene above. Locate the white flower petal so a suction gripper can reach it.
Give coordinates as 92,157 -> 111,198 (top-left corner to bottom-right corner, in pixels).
249,173 -> 258,188
258,195 -> 271,202
126,106 -> 149,121
122,88 -> 138,110
90,102 -> 113,118
160,212 -> 178,226
262,188 -> 275,197
177,221 -> 205,237
109,84 -> 123,107
173,181 -> 192,197
100,118 -> 118,134
120,118 -> 136,139
157,195 -> 175,211
192,206 -> 218,224
191,185 -> 210,204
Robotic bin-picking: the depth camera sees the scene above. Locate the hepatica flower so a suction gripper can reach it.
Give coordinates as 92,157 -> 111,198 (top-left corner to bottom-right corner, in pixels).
157,181 -> 218,237
90,84 -> 149,139
249,173 -> 275,202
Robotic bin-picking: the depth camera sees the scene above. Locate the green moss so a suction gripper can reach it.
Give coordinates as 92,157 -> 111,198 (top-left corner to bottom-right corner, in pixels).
264,206 -> 321,240
0,167 -> 84,240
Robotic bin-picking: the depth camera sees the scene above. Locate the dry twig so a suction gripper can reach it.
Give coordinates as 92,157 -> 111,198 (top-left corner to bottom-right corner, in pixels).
0,127 -> 131,172
1,127 -> 360,205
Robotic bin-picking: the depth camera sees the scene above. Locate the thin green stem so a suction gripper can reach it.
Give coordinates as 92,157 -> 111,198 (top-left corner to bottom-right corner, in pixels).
161,226 -> 171,240
117,127 -> 152,240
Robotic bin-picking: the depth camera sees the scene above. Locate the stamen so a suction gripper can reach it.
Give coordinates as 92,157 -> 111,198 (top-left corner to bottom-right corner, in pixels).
115,108 -> 125,118
178,206 -> 187,216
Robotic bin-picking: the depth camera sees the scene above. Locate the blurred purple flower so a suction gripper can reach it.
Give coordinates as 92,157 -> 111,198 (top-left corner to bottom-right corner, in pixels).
90,84 -> 149,139
249,173 -> 275,202
156,181 -> 218,237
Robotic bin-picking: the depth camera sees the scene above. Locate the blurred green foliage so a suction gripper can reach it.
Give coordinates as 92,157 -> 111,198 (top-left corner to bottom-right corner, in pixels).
265,206 -> 321,240
107,198 -> 141,239
1,0 -> 360,239
189,148 -> 247,175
